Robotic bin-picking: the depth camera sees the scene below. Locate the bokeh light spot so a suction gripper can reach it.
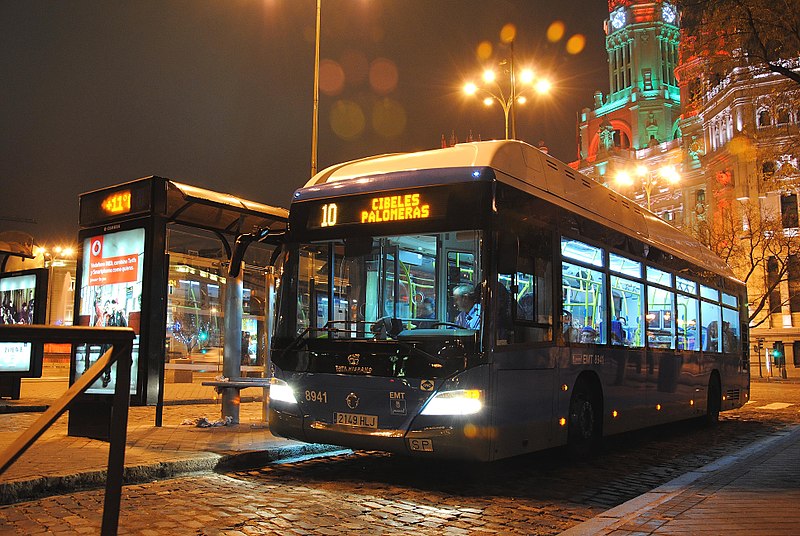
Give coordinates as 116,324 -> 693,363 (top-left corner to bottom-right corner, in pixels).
372,98 -> 406,138
340,49 -> 369,88
729,135 -> 754,156
566,34 -> 586,55
500,23 -> 516,44
330,100 -> 365,140
477,40 -> 493,60
319,59 -> 345,96
369,58 -> 399,95
547,21 -> 565,42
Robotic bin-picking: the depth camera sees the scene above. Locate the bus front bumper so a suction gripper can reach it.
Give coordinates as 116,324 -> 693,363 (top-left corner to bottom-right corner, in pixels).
269,407 -> 491,461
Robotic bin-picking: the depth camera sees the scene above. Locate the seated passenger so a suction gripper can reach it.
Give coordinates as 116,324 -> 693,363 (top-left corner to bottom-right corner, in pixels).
579,326 -> 599,344
452,284 -> 481,330
416,297 -> 437,328
611,319 -> 625,345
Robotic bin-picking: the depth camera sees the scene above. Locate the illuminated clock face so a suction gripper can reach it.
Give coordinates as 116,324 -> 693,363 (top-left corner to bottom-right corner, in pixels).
610,8 -> 626,30
662,3 -> 677,24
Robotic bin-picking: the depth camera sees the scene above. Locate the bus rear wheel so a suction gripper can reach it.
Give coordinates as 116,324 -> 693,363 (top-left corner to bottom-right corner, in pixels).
567,380 -> 601,456
705,374 -> 721,426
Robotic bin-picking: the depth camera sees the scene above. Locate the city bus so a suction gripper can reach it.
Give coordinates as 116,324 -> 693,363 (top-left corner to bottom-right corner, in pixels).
268,140 -> 749,461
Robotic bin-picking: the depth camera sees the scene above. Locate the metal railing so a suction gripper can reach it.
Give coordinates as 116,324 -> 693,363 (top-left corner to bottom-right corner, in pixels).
0,325 -> 135,536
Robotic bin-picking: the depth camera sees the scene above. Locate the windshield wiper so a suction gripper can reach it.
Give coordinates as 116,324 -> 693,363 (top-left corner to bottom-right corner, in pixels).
316,319 -> 448,366
274,324 -> 346,361
394,339 -> 447,366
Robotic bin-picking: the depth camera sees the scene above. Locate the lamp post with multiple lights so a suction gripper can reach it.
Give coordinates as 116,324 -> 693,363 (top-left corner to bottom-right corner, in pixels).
614,164 -> 681,212
36,245 -> 75,268
463,66 -> 551,140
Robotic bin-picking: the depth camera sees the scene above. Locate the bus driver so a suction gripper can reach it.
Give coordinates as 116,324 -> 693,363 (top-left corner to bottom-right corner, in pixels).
452,284 -> 481,330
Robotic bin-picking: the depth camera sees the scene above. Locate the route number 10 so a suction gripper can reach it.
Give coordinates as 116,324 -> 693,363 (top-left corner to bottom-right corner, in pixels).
320,203 -> 338,227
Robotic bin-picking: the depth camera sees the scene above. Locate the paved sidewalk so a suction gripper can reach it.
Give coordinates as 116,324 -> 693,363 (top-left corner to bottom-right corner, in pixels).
561,423 -> 800,535
0,377 -> 343,504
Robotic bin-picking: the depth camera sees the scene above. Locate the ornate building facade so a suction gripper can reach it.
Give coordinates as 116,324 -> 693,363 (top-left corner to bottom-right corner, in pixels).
573,0 -> 800,378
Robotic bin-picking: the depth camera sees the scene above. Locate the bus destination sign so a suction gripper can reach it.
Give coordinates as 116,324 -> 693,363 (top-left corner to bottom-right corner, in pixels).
311,191 -> 433,229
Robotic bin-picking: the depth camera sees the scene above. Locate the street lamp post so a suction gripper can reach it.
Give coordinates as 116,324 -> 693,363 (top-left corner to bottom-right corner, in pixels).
463,65 -> 550,140
311,0 -> 321,178
615,164 -> 681,212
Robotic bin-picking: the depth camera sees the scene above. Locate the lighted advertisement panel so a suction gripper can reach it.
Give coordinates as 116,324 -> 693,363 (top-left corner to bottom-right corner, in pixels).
74,227 -> 144,394
0,268 -> 48,376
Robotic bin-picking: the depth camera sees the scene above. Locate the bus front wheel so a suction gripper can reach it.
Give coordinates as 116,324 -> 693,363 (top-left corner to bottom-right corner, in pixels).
567,380 -> 602,456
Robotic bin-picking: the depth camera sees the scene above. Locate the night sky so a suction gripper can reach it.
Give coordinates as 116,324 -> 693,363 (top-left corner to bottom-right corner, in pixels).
1,0 -> 610,246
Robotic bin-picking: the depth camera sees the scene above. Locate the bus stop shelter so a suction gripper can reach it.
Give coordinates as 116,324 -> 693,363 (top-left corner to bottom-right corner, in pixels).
71,176 -> 287,436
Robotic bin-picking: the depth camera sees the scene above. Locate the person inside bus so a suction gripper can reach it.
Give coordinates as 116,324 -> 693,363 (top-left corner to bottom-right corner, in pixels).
610,317 -> 626,345
579,326 -> 599,344
452,284 -> 481,330
705,320 -> 719,351
721,321 -> 736,353
416,297 -> 437,328
561,310 -> 579,343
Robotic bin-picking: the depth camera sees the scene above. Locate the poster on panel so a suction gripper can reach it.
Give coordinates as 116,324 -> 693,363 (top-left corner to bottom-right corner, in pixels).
0,270 -> 47,374
75,227 -> 144,394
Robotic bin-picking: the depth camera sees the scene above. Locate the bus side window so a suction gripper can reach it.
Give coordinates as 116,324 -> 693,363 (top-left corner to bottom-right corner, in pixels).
497,230 -> 553,345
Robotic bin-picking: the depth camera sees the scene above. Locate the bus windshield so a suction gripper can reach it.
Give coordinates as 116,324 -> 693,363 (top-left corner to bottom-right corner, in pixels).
276,230 -> 482,342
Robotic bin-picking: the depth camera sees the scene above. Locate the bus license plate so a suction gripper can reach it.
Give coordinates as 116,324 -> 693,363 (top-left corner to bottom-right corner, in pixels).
408,438 -> 434,452
334,412 -> 378,428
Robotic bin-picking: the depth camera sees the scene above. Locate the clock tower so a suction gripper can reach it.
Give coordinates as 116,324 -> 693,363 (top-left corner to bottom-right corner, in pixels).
575,0 -> 681,185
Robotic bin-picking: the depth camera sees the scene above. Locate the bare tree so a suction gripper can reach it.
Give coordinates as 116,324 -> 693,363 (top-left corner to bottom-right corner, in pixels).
694,193 -> 800,326
678,0 -> 800,85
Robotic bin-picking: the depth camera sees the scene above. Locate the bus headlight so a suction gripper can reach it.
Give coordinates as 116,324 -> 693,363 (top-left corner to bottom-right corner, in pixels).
269,378 -> 298,404
420,389 -> 483,416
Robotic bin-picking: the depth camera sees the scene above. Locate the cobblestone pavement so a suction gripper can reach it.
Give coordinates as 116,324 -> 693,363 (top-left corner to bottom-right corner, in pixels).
0,380 -> 798,535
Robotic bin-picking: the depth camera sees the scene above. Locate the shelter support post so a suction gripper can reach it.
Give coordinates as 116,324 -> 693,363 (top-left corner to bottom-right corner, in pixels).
222,261 -> 244,424
263,266 -> 276,421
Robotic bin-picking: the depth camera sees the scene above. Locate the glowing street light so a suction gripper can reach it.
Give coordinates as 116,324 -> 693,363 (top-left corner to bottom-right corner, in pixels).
463,65 -> 551,140
615,164 -> 681,212
39,244 -> 76,268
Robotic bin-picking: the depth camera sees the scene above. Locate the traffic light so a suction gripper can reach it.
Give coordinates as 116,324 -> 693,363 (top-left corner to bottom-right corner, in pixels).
772,341 -> 785,367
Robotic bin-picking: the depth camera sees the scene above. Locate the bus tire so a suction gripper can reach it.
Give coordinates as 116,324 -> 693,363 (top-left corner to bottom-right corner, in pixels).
705,373 -> 722,426
567,379 -> 602,456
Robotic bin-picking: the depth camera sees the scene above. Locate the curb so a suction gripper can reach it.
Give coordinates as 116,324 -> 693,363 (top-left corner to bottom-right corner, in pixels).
0,404 -> 49,414
0,443 -> 345,506
0,396 -> 264,414
559,423 -> 800,535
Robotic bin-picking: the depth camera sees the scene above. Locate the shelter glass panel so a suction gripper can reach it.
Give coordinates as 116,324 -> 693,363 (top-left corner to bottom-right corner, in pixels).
165,227 -> 274,378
